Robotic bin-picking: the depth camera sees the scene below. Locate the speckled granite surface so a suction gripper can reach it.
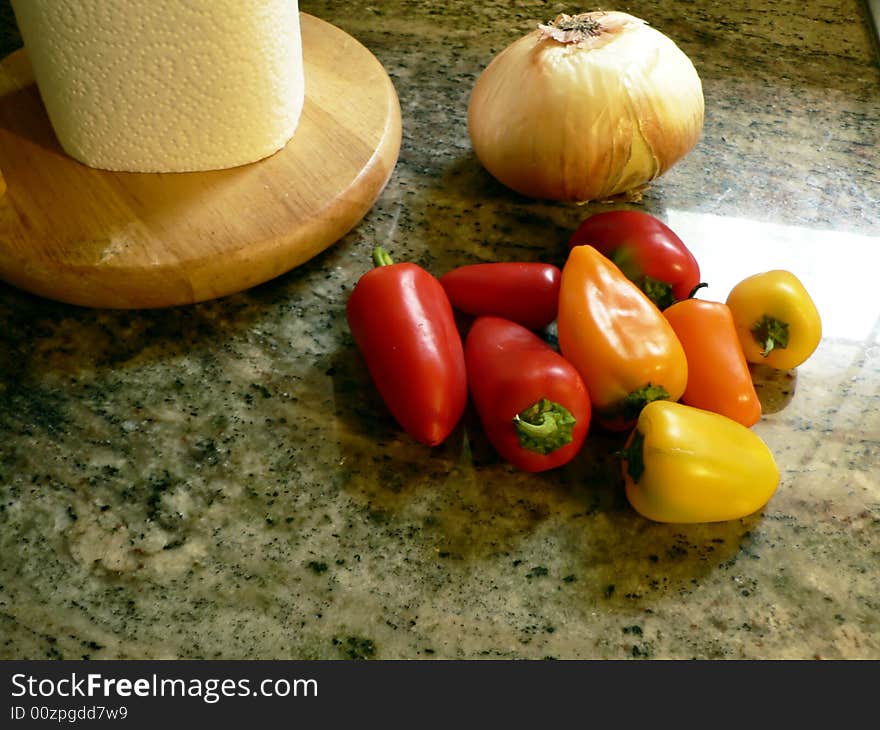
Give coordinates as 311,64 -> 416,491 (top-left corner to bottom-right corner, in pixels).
1,1 -> 878,660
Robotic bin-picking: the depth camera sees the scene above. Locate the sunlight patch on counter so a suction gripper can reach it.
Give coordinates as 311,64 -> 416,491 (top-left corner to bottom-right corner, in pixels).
664,210 -> 880,343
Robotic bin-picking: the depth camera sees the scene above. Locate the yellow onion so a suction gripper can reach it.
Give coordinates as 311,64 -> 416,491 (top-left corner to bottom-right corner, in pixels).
467,11 -> 704,202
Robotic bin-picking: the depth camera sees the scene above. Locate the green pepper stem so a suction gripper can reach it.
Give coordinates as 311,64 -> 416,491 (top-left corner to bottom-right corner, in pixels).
641,276 -> 675,310
687,282 -> 709,299
620,383 -> 670,422
512,398 -> 576,455
372,246 -> 395,268
514,413 -> 557,439
751,314 -> 789,357
610,248 -> 640,283
614,430 -> 646,483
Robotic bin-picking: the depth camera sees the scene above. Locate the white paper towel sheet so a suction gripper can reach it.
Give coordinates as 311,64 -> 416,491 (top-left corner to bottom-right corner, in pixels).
11,0 -> 305,172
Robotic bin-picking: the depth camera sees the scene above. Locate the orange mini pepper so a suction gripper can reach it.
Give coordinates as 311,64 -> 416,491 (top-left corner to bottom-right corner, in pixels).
663,296 -> 762,427
558,245 -> 688,431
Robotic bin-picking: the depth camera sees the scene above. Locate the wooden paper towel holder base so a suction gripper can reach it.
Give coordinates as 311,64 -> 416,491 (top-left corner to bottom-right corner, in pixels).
0,13 -> 402,309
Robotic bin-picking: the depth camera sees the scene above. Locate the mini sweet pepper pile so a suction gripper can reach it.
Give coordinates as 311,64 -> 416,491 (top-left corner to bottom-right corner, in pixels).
345,210 -> 822,524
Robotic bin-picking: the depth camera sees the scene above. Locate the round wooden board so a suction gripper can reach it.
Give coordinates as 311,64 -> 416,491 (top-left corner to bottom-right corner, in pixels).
0,13 -> 402,309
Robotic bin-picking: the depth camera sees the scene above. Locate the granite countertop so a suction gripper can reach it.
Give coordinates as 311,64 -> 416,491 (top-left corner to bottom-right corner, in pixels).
1,0 -> 878,660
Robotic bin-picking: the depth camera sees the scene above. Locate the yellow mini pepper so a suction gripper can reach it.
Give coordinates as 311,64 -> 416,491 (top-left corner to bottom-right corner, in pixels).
725,269 -> 821,370
618,401 -> 780,523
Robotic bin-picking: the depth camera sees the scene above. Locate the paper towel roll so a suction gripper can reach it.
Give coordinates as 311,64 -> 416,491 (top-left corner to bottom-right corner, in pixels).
10,0 -> 305,172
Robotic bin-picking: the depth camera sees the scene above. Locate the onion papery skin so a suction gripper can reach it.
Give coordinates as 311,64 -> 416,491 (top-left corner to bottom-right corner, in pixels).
467,12 -> 705,202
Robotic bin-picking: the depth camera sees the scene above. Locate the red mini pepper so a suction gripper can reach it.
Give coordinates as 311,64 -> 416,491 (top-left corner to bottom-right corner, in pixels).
439,262 -> 562,330
346,247 -> 467,447
464,316 -> 591,472
568,209 -> 701,310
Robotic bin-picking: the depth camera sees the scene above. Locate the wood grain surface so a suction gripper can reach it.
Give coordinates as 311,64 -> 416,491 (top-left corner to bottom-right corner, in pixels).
0,13 -> 402,309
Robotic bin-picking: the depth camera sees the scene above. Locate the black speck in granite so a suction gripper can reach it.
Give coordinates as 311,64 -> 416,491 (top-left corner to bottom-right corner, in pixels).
333,636 -> 376,660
